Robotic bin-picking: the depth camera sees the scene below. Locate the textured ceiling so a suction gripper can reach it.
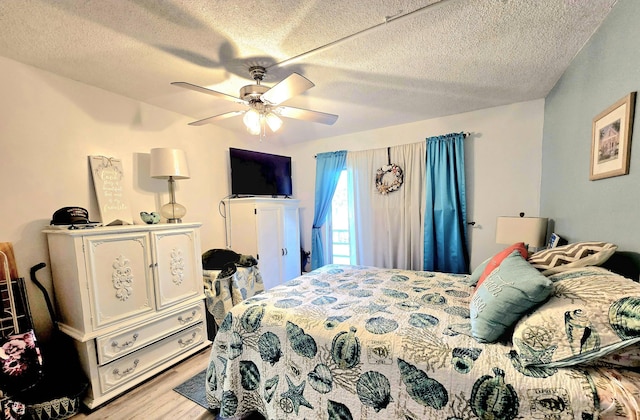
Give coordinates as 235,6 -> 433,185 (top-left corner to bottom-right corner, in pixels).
0,0 -> 617,144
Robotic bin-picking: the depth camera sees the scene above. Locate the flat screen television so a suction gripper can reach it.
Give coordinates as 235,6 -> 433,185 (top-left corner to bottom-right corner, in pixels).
229,148 -> 293,197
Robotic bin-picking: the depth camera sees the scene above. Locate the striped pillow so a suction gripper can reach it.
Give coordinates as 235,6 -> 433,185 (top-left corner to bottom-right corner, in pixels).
528,241 -> 617,276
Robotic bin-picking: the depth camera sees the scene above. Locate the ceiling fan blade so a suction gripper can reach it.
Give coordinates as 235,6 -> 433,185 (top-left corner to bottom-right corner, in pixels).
188,111 -> 244,126
261,73 -> 314,105
172,82 -> 244,104
276,106 -> 338,125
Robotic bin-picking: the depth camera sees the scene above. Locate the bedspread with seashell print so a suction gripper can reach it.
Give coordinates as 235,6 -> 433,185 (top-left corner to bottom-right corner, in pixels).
205,264 -> 639,419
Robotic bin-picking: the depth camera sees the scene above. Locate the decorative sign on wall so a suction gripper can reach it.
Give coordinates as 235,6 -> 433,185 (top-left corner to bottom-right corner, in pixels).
375,147 -> 403,195
89,155 -> 133,225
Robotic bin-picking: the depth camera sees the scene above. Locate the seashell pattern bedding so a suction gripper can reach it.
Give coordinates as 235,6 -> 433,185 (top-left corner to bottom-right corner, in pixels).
205,264 -> 640,419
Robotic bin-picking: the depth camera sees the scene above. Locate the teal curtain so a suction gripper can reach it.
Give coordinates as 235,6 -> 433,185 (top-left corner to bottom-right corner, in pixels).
311,151 -> 347,270
423,133 -> 469,273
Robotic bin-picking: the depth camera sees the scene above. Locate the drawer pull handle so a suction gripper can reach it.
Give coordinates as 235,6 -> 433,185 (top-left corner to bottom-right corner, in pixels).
113,359 -> 139,378
177,310 -> 197,324
178,332 -> 197,347
111,333 -> 139,351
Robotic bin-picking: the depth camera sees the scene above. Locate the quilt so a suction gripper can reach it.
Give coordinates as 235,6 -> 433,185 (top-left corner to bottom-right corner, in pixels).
205,264 -> 631,419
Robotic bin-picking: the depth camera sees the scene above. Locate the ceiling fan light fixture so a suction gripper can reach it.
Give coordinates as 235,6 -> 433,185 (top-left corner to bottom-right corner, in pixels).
265,112 -> 283,132
243,108 -> 261,134
174,65 -> 338,134
245,122 -> 261,136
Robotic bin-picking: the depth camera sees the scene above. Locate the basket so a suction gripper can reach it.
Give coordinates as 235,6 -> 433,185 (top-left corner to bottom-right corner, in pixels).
20,378 -> 87,420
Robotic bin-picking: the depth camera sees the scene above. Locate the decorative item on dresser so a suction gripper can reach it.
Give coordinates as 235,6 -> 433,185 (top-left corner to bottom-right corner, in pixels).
43,222 -> 209,409
88,156 -> 134,226
224,197 -> 300,290
150,148 -> 191,223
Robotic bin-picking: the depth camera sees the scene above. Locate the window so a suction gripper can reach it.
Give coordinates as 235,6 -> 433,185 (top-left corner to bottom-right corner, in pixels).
330,170 -> 355,264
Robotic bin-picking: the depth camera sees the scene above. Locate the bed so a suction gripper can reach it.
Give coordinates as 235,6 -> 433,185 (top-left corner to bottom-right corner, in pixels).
205,242 -> 640,419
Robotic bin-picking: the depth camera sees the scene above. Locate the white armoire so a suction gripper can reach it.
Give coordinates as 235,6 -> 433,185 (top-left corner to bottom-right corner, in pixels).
226,198 -> 300,290
44,223 -> 209,409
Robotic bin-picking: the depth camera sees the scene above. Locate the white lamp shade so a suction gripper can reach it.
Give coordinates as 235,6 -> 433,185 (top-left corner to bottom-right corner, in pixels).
496,216 -> 548,248
150,148 -> 190,179
243,109 -> 261,134
265,112 -> 283,132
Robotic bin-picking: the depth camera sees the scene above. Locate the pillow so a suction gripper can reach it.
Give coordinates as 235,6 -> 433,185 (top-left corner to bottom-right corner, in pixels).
511,266 -> 640,368
474,242 -> 528,289
528,241 -> 617,276
470,250 -> 553,343
467,257 -> 490,287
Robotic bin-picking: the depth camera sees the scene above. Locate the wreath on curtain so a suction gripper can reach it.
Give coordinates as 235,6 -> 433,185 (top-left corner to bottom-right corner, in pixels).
375,148 -> 403,195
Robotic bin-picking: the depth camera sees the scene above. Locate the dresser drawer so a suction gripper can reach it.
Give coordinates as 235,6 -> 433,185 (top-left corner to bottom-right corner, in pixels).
96,302 -> 205,365
97,323 -> 205,395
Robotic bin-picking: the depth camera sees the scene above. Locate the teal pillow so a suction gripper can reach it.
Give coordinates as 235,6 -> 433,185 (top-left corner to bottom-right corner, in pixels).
470,250 -> 553,343
467,257 -> 490,286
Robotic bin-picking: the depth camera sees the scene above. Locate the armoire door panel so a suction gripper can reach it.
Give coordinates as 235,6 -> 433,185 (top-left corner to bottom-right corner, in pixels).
84,233 -> 155,329
281,206 -> 301,281
255,207 -> 282,290
152,229 -> 201,309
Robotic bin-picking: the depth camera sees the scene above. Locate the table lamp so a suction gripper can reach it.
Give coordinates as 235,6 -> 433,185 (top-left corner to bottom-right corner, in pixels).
150,148 -> 190,223
496,213 -> 548,251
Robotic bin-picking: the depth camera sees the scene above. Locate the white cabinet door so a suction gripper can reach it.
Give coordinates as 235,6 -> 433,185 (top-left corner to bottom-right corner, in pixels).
281,205 -> 301,282
84,233 -> 155,329
226,198 -> 301,290
152,228 -> 202,310
255,207 -> 282,290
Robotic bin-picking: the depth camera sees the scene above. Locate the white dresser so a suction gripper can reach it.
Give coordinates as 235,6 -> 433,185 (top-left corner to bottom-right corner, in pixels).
44,223 -> 209,409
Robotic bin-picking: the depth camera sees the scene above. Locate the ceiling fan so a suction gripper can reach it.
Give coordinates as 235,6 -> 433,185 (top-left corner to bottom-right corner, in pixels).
172,66 -> 338,136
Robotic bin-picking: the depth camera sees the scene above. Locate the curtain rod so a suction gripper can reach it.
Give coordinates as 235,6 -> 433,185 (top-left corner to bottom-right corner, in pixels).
314,132 -> 472,157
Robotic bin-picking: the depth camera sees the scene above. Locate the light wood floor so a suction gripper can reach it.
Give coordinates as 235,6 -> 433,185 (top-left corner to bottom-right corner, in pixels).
72,346 -> 216,420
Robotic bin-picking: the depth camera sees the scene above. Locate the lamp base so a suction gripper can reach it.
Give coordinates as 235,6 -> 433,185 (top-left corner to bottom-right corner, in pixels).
160,202 -> 186,224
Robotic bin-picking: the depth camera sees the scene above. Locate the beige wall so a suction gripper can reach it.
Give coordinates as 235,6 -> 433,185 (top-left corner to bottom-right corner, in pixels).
0,56 -> 270,339
288,99 -> 545,271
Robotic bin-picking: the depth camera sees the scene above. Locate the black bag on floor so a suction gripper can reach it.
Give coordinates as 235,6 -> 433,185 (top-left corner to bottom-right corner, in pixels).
13,263 -> 88,420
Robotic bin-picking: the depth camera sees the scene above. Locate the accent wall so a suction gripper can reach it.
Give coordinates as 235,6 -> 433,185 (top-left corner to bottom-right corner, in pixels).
541,0 -> 640,252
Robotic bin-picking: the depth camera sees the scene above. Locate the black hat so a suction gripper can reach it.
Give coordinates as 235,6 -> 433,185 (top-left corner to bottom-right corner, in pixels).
50,207 -> 97,225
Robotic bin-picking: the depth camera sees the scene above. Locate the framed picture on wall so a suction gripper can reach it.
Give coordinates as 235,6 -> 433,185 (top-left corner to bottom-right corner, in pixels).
590,92 -> 636,180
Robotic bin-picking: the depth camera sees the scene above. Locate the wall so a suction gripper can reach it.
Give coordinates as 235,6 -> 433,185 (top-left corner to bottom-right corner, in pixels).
0,56 -> 269,339
288,99 -> 545,271
541,0 -> 640,251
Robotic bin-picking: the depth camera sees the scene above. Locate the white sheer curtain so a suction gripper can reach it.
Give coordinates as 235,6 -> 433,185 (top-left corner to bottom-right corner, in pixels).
347,141 -> 426,269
